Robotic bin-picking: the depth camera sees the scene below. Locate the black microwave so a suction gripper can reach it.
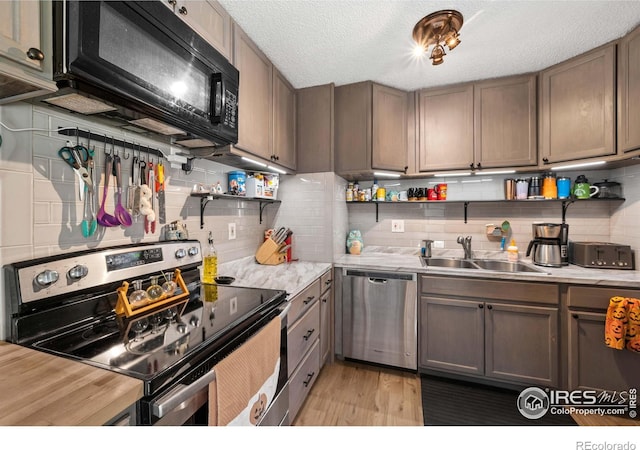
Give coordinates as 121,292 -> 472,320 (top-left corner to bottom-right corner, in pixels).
44,0 -> 238,148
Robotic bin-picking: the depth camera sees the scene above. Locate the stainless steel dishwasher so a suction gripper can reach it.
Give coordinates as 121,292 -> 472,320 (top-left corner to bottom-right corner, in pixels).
341,269 -> 417,370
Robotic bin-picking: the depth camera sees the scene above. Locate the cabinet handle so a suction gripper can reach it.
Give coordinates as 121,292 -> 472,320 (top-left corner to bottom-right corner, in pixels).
303,295 -> 315,304
572,313 -> 579,319
324,280 -> 332,285
487,304 -> 493,310
168,0 -> 176,5
469,163 -> 475,170
322,298 -> 327,303
303,328 -> 315,341
303,371 -> 316,387
476,162 -> 482,170
404,166 -> 408,174
26,48 -> 44,61
543,157 -> 549,164
178,5 -> 188,14
478,304 -> 484,309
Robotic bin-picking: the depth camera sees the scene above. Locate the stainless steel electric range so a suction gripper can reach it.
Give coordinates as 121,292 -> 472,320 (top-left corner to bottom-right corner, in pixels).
4,241 -> 289,425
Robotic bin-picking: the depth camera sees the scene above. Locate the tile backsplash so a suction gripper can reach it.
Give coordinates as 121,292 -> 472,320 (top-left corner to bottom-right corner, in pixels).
1,101 -> 639,340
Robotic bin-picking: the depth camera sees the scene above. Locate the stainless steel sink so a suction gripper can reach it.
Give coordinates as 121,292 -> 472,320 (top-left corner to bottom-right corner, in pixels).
469,259 -> 548,273
419,256 -> 548,273
419,257 -> 479,269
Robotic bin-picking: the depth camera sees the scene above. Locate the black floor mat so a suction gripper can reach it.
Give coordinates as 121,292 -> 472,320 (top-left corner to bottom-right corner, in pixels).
421,374 -> 577,426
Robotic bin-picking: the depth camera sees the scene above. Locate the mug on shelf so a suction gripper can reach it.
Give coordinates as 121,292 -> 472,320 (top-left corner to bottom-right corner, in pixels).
427,188 -> 438,200
557,177 -> 571,199
573,183 -> 599,199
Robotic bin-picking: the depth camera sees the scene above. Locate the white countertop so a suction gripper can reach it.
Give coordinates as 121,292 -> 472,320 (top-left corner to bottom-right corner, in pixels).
218,256 -> 332,298
334,246 -> 640,288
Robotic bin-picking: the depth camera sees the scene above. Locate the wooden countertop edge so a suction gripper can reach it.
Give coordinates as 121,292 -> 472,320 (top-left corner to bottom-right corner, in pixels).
0,342 -> 144,426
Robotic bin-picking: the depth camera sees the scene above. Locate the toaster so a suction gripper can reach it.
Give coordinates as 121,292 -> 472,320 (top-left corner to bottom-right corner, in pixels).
569,242 -> 634,269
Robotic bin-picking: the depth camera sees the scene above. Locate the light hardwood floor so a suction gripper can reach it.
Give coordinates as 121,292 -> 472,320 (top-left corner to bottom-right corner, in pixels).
292,360 -> 423,426
293,359 -> 638,427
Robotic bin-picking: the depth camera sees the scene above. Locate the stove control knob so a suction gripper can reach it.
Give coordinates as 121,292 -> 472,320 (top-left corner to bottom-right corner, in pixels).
35,270 -> 59,287
189,316 -> 200,327
175,248 -> 186,259
188,247 -> 199,256
68,265 -> 89,281
177,323 -> 187,334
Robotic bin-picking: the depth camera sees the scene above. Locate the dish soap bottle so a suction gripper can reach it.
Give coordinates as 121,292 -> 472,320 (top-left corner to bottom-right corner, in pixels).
507,239 -> 519,262
203,231 -> 217,284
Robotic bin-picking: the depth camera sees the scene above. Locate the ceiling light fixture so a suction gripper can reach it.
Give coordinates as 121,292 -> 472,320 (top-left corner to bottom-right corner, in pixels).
412,10 -> 463,66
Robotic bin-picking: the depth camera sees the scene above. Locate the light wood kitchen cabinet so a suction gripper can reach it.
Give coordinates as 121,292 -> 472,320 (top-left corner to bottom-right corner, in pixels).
474,75 -> 538,169
319,269 -> 334,366
618,25 -> 640,154
335,81 -> 409,177
420,276 -> 560,387
272,68 -> 296,170
296,83 -> 334,173
417,84 -> 474,172
162,0 -> 232,61
232,23 -> 273,162
539,44 -> 616,165
566,286 -> 640,392
0,0 -> 56,104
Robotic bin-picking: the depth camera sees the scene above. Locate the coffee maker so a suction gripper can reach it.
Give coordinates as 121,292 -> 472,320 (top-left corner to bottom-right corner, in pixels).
526,223 -> 569,267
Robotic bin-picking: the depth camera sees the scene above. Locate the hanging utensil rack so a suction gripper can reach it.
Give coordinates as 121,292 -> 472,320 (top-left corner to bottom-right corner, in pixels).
58,127 -> 165,159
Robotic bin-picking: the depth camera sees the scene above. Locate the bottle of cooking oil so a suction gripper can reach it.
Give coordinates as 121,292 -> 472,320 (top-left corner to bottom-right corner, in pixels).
202,231 -> 217,284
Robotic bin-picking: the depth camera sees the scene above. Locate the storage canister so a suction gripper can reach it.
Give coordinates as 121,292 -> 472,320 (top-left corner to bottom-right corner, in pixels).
227,170 -> 246,196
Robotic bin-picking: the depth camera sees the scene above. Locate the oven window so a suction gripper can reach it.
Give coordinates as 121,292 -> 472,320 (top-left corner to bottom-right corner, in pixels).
98,4 -> 209,112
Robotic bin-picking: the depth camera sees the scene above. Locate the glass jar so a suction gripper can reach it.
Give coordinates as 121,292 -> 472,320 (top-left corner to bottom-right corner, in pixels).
129,279 -> 149,308
162,272 -> 177,296
146,276 -> 164,300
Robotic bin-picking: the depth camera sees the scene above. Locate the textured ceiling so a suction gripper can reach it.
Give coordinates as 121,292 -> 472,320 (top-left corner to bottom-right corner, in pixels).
217,0 -> 640,91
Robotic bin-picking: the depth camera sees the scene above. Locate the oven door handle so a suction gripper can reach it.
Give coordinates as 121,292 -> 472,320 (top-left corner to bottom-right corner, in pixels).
278,302 -> 291,321
151,370 -> 217,419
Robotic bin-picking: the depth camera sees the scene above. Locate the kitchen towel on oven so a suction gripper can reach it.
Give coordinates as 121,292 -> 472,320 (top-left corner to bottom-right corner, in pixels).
604,296 -> 640,353
208,316 -> 281,425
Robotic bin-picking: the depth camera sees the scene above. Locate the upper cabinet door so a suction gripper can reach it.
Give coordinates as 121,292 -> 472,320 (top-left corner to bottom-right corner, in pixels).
539,44 -> 616,165
273,68 -> 296,170
618,25 -> 640,154
418,84 -> 474,172
474,75 -> 538,169
232,23 -> 273,160
296,84 -> 334,173
169,0 -> 232,61
0,0 -> 56,103
334,81 -> 372,175
372,84 -> 408,173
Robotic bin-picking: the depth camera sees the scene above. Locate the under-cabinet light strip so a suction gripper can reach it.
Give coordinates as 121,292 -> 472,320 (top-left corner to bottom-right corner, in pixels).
550,160 -> 606,171
373,171 -> 401,178
241,156 -> 267,167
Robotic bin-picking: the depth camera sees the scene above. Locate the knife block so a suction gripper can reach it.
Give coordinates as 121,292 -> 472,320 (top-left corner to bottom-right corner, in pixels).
255,238 -> 286,265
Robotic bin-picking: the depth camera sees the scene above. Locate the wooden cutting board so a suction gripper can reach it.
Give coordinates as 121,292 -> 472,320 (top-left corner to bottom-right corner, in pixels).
0,341 -> 143,425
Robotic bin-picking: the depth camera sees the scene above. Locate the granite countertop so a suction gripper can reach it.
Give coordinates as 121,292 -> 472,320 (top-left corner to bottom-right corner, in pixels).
334,246 -> 640,288
218,256 -> 332,298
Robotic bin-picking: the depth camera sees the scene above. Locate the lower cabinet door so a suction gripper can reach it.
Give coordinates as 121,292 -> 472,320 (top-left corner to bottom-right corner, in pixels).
569,311 -> 640,392
485,303 -> 559,386
289,339 -> 320,421
419,296 -> 484,375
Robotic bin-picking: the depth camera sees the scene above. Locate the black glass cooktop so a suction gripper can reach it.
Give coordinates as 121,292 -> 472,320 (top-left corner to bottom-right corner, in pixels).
33,284 -> 286,383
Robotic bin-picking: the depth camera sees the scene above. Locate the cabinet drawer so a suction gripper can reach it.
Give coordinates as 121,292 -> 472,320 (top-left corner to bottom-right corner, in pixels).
420,275 -> 559,305
320,269 -> 333,294
289,278 -> 321,324
289,339 -> 320,421
287,301 -> 320,376
567,286 -> 640,310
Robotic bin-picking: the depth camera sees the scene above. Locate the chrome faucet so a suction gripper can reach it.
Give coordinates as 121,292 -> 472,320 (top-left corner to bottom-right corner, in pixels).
421,239 -> 434,258
457,236 -> 473,259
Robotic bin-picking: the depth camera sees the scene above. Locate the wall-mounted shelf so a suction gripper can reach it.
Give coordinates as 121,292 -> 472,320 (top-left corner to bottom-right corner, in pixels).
191,193 -> 281,228
346,197 -> 625,223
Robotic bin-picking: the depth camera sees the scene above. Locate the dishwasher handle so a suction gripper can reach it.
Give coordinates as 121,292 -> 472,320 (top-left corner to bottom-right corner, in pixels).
343,269 -> 416,281
368,278 -> 388,284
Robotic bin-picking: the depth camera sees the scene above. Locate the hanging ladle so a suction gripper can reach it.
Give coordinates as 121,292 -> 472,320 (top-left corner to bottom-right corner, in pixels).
114,154 -> 133,227
97,154 -> 120,227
